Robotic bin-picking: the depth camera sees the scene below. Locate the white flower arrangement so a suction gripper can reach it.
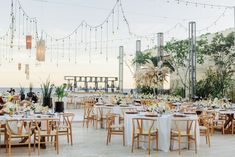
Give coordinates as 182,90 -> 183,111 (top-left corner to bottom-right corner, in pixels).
3,102 -> 17,113
31,103 -> 49,113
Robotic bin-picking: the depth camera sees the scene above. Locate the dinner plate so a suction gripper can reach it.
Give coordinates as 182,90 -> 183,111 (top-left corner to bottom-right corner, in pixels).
173,114 -> 187,117
120,105 -> 129,107
145,114 -> 158,117
125,111 -> 138,114
183,112 -> 196,115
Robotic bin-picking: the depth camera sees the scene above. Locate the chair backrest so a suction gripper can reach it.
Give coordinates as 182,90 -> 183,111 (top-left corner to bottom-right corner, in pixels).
84,104 -> 94,118
34,118 -> 59,135
6,119 -> 32,135
132,118 -> 156,134
0,120 -> 5,133
62,113 -> 75,127
106,113 -> 116,128
199,114 -> 214,127
172,117 -> 197,135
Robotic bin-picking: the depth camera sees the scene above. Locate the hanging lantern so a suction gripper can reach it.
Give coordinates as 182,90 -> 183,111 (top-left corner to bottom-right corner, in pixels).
25,64 -> 29,74
36,39 -> 46,61
26,35 -> 32,49
18,63 -> 21,70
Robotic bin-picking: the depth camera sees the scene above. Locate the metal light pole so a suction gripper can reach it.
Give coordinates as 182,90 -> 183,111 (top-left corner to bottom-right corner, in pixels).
188,21 -> 197,99
234,6 -> 235,48
136,40 -> 141,71
10,0 -> 14,48
157,32 -> 164,59
157,32 -> 164,94
119,46 -> 124,93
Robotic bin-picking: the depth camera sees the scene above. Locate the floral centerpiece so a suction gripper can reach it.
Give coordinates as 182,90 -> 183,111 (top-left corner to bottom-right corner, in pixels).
3,101 -> 17,115
31,103 -> 49,113
111,95 -> 124,105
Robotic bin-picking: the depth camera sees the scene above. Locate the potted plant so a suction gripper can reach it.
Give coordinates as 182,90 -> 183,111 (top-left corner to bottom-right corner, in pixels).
41,80 -> 54,108
54,84 -> 67,113
19,86 -> 25,101
27,83 -> 33,98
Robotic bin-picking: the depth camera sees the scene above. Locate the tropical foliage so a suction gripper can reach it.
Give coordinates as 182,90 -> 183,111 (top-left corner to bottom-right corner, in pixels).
164,31 -> 235,99
134,59 -> 169,95
55,84 -> 67,102
163,35 -> 208,91
41,79 -> 54,106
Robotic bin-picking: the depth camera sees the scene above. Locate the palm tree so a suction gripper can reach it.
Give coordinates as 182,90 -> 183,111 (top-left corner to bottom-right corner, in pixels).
134,59 -> 168,95
132,51 -> 152,65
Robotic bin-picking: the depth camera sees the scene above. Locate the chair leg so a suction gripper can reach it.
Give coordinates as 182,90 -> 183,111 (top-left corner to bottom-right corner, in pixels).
8,138 -> 11,156
38,136 -> 40,155
170,132 -> 172,151
106,130 -> 109,145
195,134 -> 197,154
137,135 -> 140,149
109,131 -> 112,143
156,133 -> 158,151
207,131 -> 211,147
178,135 -> 181,155
33,133 -> 35,152
28,135 -> 31,156
131,134 -> 135,153
5,136 -> 8,153
148,134 -> 151,155
188,135 -> 190,150
70,128 -> 73,145
56,135 -> 59,154
67,129 -> 69,143
123,130 -> 125,146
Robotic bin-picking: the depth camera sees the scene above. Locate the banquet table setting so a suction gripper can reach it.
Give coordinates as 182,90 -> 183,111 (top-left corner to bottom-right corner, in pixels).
0,93 -> 235,156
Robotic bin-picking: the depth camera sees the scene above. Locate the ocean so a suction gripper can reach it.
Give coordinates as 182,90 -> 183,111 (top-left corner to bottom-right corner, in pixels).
0,87 -> 131,95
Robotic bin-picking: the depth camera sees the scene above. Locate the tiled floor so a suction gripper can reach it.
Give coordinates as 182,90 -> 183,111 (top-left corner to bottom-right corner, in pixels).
1,109 -> 235,157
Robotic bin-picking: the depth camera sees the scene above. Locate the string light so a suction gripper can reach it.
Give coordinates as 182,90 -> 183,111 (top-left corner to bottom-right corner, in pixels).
56,40 -> 59,67
100,26 -> 103,54
112,9 -> 114,34
95,28 -> 97,50
89,28 -> 91,63
68,36 -> 71,62
0,0 -> 233,66
106,20 -> 109,61
81,22 -> 83,43
85,24 -> 87,52
75,31 -> 78,64
165,0 -> 233,9
62,39 -> 64,58
50,37 -> 52,62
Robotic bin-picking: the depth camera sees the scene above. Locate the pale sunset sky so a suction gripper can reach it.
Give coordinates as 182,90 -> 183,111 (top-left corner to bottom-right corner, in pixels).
0,0 -> 234,88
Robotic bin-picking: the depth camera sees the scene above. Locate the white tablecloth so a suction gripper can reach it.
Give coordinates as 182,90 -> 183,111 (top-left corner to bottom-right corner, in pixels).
124,113 -> 172,152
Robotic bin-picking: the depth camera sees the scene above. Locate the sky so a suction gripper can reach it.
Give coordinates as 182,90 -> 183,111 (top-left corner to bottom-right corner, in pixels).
0,0 -> 234,89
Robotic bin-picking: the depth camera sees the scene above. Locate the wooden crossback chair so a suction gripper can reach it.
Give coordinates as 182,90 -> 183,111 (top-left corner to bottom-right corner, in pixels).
106,113 -> 125,146
33,118 -> 59,155
131,117 -> 158,155
199,114 -> 212,147
6,119 -> 32,156
170,118 -> 197,155
58,112 -> 75,145
0,121 -> 5,150
83,102 -> 97,128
